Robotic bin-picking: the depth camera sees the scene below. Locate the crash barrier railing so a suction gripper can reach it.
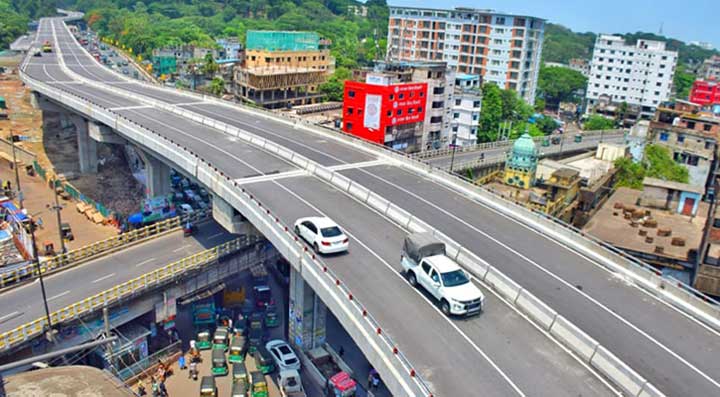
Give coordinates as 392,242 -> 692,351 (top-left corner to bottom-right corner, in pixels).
112,340 -> 181,381
0,210 -> 209,289
19,68 -> 433,397
45,27 -> 671,394
0,237 -> 253,351
412,129 -> 627,160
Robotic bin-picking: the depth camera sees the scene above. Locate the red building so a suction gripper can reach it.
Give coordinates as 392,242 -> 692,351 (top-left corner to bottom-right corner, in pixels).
342,80 -> 427,149
690,80 -> 720,106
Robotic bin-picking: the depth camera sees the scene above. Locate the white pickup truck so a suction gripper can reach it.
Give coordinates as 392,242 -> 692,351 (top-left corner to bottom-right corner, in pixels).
401,233 -> 485,316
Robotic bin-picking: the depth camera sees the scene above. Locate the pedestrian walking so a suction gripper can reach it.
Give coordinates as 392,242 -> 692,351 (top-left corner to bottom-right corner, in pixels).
137,381 -> 146,396
189,339 -> 196,351
178,354 -> 186,370
189,361 -> 198,380
159,381 -> 168,397
338,346 -> 345,358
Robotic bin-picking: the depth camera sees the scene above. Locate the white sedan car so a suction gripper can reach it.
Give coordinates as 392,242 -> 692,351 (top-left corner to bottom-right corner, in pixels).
294,217 -> 349,254
265,339 -> 301,371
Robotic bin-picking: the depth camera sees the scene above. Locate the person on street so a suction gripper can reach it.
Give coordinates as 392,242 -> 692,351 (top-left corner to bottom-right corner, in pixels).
178,354 -> 186,370
189,360 -> 198,380
159,381 -> 168,397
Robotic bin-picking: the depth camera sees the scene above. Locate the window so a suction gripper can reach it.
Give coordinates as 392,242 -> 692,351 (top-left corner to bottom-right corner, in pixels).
417,106 -> 423,113
345,122 -> 352,131
396,109 -> 403,116
386,110 -> 392,117
705,141 -> 714,150
421,262 -> 432,275
348,90 -> 356,98
389,94 -> 394,100
346,108 -> 354,115
455,99 -> 462,105
408,108 -> 414,114
453,113 -> 460,119
399,93 -> 405,99
659,132 -> 669,141
704,124 -> 712,132
677,134 -> 685,143
687,121 -> 696,129
419,91 -> 424,97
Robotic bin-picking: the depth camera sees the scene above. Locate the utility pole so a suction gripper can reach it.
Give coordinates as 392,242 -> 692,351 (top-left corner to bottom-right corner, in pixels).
10,131 -> 23,208
29,216 -> 53,339
449,133 -> 458,173
48,179 -> 67,254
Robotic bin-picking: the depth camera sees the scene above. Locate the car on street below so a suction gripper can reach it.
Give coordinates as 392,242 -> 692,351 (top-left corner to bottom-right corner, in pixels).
293,216 -> 349,254
265,339 -> 300,372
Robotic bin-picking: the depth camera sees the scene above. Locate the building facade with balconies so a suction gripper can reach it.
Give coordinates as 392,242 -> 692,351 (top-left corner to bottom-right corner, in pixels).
386,6 -> 544,105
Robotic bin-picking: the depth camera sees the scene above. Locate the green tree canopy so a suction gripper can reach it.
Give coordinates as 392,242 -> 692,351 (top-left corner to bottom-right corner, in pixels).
613,144 -> 689,190
537,65 -> 587,106
583,115 -> 616,131
318,66 -> 350,101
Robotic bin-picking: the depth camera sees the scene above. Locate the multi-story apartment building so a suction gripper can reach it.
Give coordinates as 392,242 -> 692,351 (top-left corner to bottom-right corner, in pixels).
233,31 -> 334,109
586,35 -> 678,118
690,79 -> 720,107
699,55 -> 720,81
386,6 -> 544,105
451,74 -> 482,146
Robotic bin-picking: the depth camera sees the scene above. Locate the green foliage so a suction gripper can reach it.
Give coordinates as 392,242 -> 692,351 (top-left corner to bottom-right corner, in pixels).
74,0 -> 388,67
613,157 -> 646,190
477,83 -> 536,143
0,1 -> 28,50
537,65 -> 587,106
318,66 -> 350,101
202,51 -> 218,76
613,145 -> 689,190
673,64 -> 695,100
541,23 -> 596,63
583,115 -> 616,131
208,76 -> 224,96
535,117 -> 559,135
644,144 -> 689,183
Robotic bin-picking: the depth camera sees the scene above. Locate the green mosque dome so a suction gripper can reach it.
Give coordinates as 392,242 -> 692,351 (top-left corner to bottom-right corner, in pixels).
508,133 -> 538,170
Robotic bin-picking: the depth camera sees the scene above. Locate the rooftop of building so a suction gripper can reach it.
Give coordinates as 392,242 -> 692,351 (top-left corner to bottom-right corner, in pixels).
240,66 -> 330,76
4,365 -> 133,396
374,60 -> 448,71
388,5 -> 546,21
456,73 -> 479,81
246,30 -> 321,51
642,177 -> 705,194
583,187 -> 707,262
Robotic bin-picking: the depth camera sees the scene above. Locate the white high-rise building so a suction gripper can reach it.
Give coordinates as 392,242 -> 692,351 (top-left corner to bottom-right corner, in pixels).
387,6 -> 545,105
451,74 -> 482,147
586,34 -> 678,118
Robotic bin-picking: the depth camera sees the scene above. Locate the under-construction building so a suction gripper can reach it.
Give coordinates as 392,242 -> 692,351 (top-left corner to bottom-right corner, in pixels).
234,31 -> 335,109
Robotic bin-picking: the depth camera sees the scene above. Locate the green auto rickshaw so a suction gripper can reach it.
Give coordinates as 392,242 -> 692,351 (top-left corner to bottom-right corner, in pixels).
248,327 -> 264,355
541,137 -> 550,147
213,326 -> 229,351
199,376 -> 217,397
250,371 -> 268,397
231,381 -> 249,397
264,305 -> 278,328
232,362 -> 249,386
211,348 -> 228,376
197,330 -> 212,350
249,312 -> 264,330
574,134 -> 582,143
229,335 -> 247,364
254,345 -> 275,375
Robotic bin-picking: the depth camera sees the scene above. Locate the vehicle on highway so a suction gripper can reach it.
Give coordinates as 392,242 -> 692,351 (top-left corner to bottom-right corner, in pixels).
265,339 -> 300,372
200,376 -> 217,397
254,345 -> 275,374
293,216 -> 349,254
278,369 -> 306,397
183,220 -> 197,237
401,232 -> 485,316
211,348 -> 228,376
251,371 -> 268,397
33,50 -> 42,57
196,330 -> 212,350
229,335 -> 247,364
122,68 -> 129,75
253,285 -> 273,308
265,304 -> 279,328
232,362 -> 249,386
42,41 -> 52,52
231,381 -> 249,397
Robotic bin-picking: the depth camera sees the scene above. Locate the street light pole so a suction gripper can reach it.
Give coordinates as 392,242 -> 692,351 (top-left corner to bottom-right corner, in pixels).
10,132 -> 23,209
49,179 -> 67,254
29,217 -> 54,337
449,133 -> 458,173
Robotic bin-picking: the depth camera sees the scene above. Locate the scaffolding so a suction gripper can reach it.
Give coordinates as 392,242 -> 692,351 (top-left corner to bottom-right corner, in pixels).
246,31 -> 319,51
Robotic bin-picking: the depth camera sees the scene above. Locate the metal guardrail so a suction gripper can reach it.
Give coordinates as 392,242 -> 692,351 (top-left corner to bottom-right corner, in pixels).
20,52 -> 434,396
0,210 -> 209,289
0,237 -> 253,351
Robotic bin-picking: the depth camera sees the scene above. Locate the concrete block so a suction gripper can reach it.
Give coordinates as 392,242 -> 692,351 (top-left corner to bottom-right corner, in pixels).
515,290 -> 558,330
549,316 -> 598,362
484,267 -> 522,301
637,382 -> 665,397
590,345 -> 644,397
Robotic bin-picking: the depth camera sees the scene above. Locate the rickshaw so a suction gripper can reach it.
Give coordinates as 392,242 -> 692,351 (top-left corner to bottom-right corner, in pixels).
248,327 -> 264,354
229,335 -> 247,364
232,362 -> 249,386
231,381 -> 249,397
211,348 -> 228,376
234,313 -> 247,335
249,312 -> 264,330
264,304 -> 278,328
196,330 -> 212,350
199,376 -> 217,397
574,134 -> 583,143
213,326 -> 229,351
541,137 -> 550,147
254,345 -> 275,374
250,371 -> 268,397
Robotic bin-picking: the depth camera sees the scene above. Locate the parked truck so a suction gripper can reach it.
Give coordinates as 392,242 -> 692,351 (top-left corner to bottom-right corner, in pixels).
278,369 -> 306,397
400,232 -> 485,316
304,345 -> 356,397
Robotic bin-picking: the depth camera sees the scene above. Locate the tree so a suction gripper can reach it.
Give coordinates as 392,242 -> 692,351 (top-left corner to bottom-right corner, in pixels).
673,65 -> 695,100
583,115 -> 615,131
644,145 -> 689,183
541,23 -> 596,64
535,117 -> 558,135
201,52 -> 218,76
318,67 -> 350,101
537,65 -> 587,107
477,83 -> 503,142
208,76 -> 225,96
613,157 -> 646,189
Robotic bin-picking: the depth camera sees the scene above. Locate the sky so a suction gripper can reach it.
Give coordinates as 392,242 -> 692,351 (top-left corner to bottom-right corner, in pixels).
389,0 -> 719,49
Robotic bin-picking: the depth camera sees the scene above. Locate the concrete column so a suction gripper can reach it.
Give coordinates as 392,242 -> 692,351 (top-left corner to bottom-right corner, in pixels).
88,122 -> 126,145
212,195 -> 261,235
135,148 -> 171,197
69,114 -> 98,174
288,266 -> 327,351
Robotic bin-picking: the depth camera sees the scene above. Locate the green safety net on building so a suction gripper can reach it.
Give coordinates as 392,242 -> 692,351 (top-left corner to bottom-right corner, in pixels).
152,56 -> 177,75
246,31 -> 319,51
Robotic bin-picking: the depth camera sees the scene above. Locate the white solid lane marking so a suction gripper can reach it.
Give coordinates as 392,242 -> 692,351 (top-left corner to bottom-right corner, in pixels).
92,273 -> 115,284
274,180 -> 527,396
361,168 -> 720,390
208,233 -> 224,240
47,290 -> 70,301
135,258 -> 155,267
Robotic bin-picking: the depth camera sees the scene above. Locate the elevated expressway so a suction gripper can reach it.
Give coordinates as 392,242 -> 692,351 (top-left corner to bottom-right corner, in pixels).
15,14 -> 720,396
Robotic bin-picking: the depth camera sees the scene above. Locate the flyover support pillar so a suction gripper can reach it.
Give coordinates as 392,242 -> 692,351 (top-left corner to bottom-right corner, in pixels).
288,266 -> 327,351
135,148 -> 171,198
212,196 -> 261,236
69,114 -> 98,174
